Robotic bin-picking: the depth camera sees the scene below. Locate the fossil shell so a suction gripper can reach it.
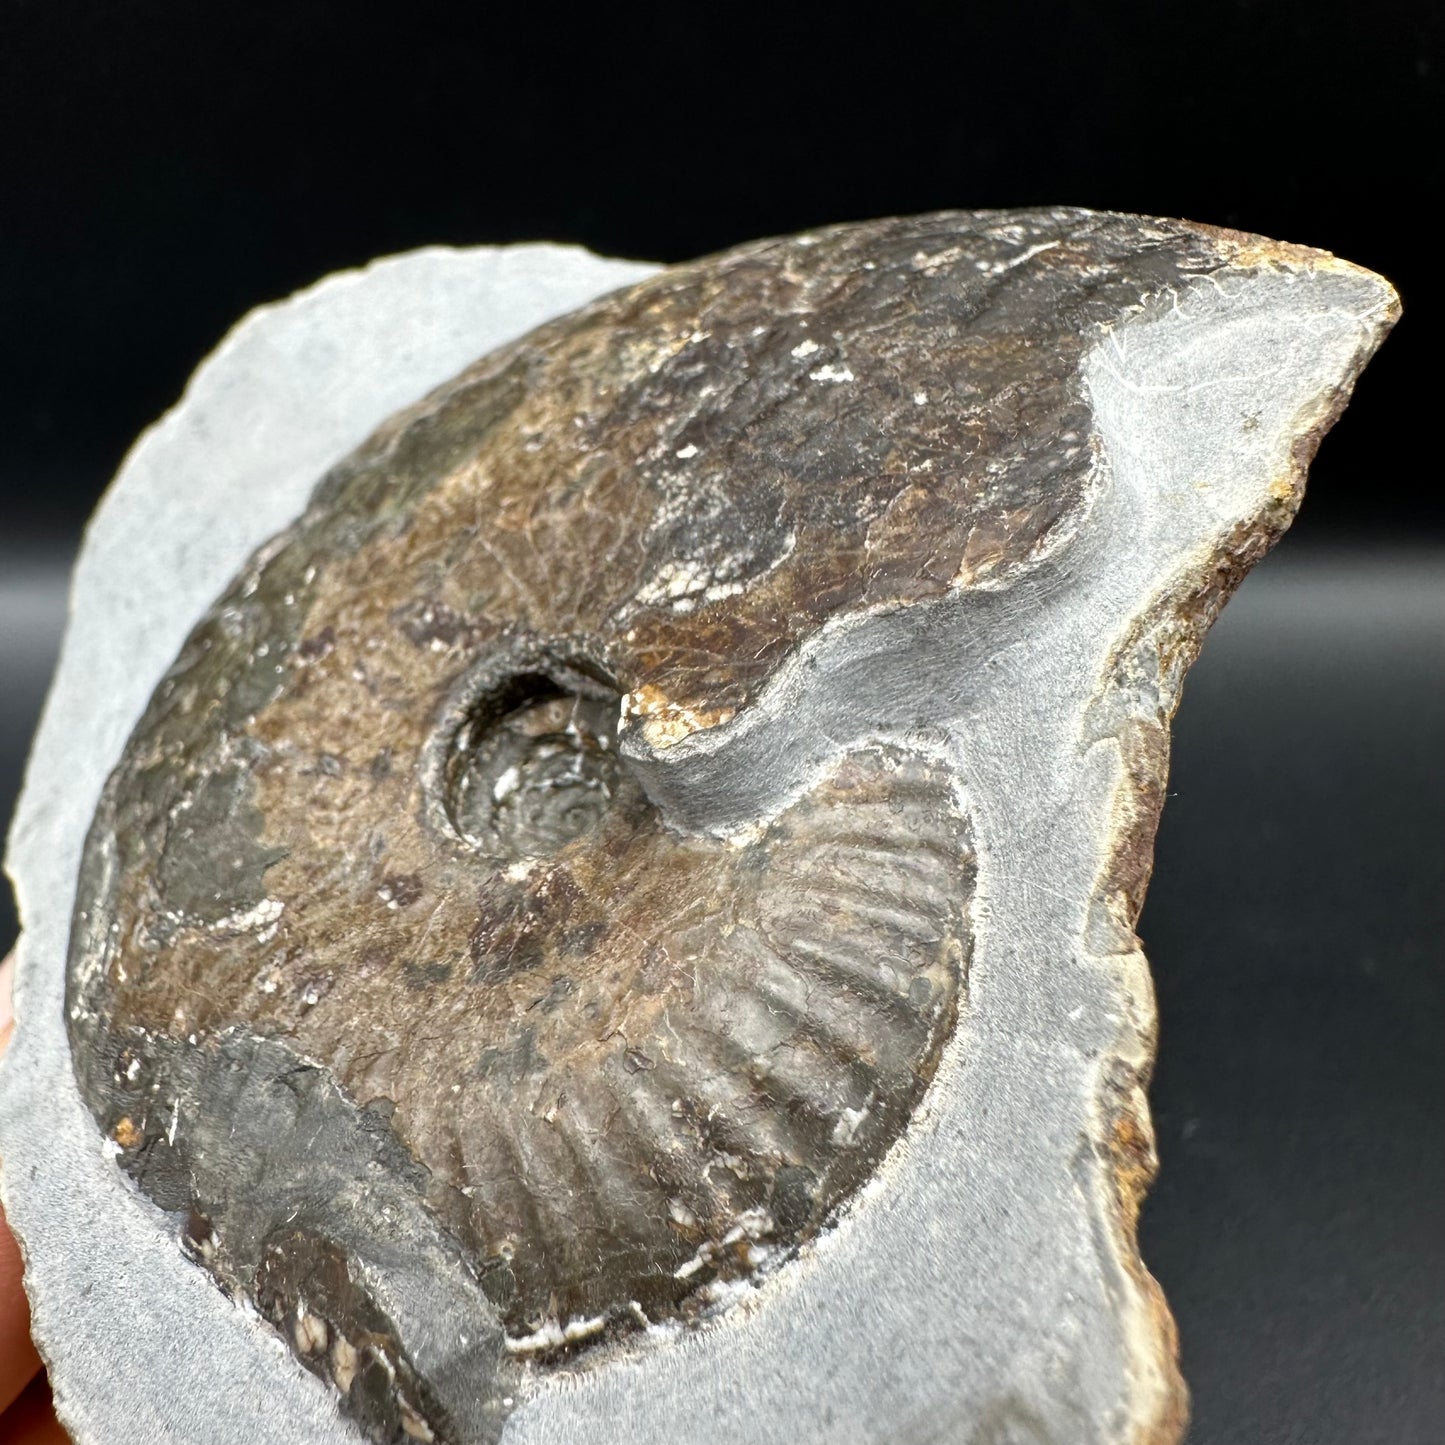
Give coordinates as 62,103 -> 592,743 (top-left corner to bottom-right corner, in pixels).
28,210 -> 1397,1445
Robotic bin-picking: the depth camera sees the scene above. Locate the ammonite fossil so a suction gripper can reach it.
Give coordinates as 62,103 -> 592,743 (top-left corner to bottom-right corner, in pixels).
2,211 -> 1396,1445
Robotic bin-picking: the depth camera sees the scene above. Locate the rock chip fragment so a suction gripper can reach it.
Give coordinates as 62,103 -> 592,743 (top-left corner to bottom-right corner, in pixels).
2,211 -> 1397,1445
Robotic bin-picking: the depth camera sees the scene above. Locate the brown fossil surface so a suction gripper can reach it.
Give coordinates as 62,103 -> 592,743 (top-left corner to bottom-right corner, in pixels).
59,209 -> 1397,1445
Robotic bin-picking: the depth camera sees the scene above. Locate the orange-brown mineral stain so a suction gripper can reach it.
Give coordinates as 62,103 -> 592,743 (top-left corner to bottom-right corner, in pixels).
111,1116 -> 142,1150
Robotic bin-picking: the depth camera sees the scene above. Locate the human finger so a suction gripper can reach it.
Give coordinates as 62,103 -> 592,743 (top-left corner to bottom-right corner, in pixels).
2,1372 -> 70,1444
0,950 -> 46,1417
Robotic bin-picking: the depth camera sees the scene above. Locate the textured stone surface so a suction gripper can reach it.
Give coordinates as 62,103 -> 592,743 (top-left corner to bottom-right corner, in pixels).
1,213 -> 1397,1445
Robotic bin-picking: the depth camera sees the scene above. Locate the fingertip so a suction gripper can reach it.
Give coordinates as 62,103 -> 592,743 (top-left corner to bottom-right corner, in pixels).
1,1372 -> 71,1444
0,1198 -> 42,1415
1,949 -> 44,1417
0,950 -> 14,1052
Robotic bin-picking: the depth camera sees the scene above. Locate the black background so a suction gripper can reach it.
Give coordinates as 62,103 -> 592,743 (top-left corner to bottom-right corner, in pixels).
1,4 -> 1440,1442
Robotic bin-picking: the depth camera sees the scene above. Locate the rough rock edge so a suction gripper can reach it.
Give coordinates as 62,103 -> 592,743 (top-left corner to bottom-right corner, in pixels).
1087,250 -> 1401,1445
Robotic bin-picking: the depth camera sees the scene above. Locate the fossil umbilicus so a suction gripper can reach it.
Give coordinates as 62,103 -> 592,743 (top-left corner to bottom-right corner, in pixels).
3,211 -> 1397,1445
